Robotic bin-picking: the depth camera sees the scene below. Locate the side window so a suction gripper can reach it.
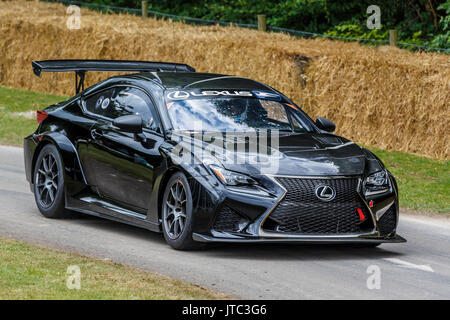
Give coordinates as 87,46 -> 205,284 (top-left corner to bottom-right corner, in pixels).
84,87 -> 160,132
107,87 -> 159,131
84,89 -> 114,116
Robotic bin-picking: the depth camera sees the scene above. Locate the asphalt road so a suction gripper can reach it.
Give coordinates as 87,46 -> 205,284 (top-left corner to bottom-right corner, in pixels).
0,145 -> 449,299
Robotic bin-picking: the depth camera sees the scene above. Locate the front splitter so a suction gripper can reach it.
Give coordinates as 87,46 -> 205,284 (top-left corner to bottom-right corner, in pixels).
193,233 -> 406,244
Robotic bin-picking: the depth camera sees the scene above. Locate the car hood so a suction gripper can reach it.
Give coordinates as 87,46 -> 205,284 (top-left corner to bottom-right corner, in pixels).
174,132 -> 382,176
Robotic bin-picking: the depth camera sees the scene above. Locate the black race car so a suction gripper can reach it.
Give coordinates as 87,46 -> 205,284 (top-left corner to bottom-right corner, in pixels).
24,60 -> 405,250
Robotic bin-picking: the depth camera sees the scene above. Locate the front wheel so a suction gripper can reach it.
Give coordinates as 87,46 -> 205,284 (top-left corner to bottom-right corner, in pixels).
33,144 -> 69,219
161,172 -> 202,250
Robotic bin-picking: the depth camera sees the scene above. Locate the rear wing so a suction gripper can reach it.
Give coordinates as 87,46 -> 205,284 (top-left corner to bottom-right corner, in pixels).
32,60 -> 196,94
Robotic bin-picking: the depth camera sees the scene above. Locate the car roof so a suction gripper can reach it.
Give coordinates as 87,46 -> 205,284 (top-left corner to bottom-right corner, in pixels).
131,72 -> 274,91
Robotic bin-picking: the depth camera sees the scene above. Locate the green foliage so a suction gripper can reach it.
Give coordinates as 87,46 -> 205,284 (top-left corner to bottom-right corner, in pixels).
57,0 -> 450,49
431,2 -> 450,47
324,22 -> 429,47
143,0 -> 331,33
324,0 -> 449,48
324,23 -> 388,41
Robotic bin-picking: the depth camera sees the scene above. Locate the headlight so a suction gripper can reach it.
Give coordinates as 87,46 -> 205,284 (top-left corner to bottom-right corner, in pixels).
366,170 -> 388,185
209,165 -> 256,186
209,165 -> 272,196
364,170 -> 390,196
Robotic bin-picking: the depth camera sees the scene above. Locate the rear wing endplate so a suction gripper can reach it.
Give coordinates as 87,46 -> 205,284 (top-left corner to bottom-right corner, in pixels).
32,60 -> 196,94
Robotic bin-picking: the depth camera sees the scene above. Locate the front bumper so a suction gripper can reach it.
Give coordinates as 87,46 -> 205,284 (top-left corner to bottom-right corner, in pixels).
193,232 -> 406,244
191,173 -> 405,245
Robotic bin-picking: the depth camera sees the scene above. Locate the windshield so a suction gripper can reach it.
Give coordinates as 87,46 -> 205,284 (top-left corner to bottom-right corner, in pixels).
165,97 -> 310,133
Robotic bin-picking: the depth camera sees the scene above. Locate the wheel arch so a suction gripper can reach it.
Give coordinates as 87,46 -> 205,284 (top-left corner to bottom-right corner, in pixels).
31,139 -> 52,184
31,132 -> 87,187
157,166 -> 188,221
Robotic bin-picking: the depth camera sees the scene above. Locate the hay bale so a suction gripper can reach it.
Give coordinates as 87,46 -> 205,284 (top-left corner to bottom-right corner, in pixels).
0,0 -> 448,159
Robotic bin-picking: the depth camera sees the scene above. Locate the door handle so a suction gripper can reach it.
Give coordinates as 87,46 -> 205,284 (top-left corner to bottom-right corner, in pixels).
90,129 -> 103,140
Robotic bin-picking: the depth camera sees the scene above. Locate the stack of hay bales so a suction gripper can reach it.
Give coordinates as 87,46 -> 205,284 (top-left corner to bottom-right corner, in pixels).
0,0 -> 448,159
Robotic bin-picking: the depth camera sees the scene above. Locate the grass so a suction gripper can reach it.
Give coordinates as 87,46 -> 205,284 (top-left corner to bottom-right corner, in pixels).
0,86 -> 67,145
0,114 -> 37,146
0,86 -> 65,112
0,238 -> 227,299
369,147 -> 449,214
0,86 -> 448,214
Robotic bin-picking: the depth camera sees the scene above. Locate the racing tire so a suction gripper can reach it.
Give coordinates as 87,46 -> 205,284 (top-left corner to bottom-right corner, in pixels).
161,172 -> 204,250
33,144 -> 69,219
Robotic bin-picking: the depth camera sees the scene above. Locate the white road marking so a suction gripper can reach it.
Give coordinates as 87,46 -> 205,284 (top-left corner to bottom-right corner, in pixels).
383,258 -> 434,273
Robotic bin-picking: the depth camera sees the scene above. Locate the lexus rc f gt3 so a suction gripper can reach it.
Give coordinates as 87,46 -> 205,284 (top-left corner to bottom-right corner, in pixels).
23,60 -> 405,249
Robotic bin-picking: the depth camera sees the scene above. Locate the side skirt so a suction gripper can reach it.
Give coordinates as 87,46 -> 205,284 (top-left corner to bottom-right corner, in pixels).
66,195 -> 161,233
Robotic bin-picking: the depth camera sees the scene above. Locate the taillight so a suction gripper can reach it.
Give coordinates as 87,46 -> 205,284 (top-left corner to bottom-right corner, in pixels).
36,110 -> 48,124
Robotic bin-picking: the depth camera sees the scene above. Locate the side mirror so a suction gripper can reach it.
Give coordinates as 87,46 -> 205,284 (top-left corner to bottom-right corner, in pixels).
315,117 -> 336,132
113,115 -> 146,142
113,115 -> 143,133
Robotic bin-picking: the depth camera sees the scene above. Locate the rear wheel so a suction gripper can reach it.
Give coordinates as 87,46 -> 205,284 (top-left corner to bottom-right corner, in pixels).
161,172 -> 203,250
33,144 -> 69,218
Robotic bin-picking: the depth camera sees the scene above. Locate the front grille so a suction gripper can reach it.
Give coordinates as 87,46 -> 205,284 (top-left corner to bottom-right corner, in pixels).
213,203 -> 246,232
378,205 -> 397,236
263,177 -> 372,234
